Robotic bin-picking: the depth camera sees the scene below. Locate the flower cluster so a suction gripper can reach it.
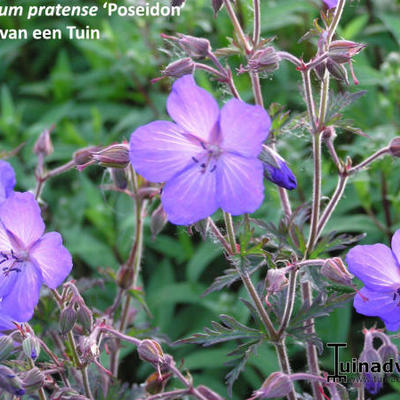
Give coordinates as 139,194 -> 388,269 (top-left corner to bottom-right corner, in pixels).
0,161 -> 72,331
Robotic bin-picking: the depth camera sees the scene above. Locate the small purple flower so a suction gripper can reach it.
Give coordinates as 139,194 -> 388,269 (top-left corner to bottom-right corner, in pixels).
323,0 -> 338,8
364,373 -> 382,395
0,192 -> 72,322
346,229 -> 400,331
263,152 -> 297,190
130,75 -> 270,225
0,161 -> 16,204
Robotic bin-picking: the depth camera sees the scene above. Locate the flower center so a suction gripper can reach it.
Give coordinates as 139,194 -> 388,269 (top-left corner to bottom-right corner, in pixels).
191,141 -> 222,174
0,249 -> 28,276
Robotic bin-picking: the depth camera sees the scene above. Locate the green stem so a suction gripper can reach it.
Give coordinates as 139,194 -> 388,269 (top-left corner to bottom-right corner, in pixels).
223,212 -> 237,254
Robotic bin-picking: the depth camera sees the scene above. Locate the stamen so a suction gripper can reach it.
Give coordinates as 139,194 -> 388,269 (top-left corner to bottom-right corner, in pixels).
200,163 -> 206,168
394,293 -> 397,301
210,165 -> 217,173
200,142 -> 206,150
192,156 -> 199,163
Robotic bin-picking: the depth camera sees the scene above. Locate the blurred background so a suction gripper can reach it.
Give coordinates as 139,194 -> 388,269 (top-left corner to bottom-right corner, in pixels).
0,0 -> 400,398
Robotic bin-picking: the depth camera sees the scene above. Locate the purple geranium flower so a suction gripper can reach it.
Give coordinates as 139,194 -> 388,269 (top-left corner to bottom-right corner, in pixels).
346,229 -> 400,331
0,192 -> 72,322
0,161 -> 16,204
323,0 -> 338,8
130,75 -> 270,225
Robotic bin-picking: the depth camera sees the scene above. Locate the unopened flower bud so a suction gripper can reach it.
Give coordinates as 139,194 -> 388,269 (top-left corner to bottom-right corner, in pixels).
110,168 -> 128,190
138,339 -> 164,365
327,59 -> 349,85
266,268 -> 289,295
92,144 -> 130,168
0,336 -> 15,362
247,47 -> 280,74
59,306 -> 77,335
322,126 -> 337,142
116,265 -> 134,290
378,343 -> 399,364
0,365 -> 25,396
177,34 -> 211,59
328,40 -> 366,64
252,372 -> 293,399
80,336 -> 99,361
145,371 -> 169,395
22,336 -> 41,360
321,257 -> 353,286
193,217 -> 210,240
162,58 -> 195,79
197,385 -> 224,400
389,137 -> 400,158
22,367 -> 44,393
34,128 -> 54,157
77,304 -> 93,333
73,146 -> 101,166
151,204 -> 168,239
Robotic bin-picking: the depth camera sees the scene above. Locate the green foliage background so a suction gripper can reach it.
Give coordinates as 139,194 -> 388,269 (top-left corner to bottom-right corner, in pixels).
0,0 -> 400,398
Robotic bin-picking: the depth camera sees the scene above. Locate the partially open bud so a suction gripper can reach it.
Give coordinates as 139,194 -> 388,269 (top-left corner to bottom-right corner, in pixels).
116,265 -> 134,290
247,47 -> 280,74
34,127 -> 54,157
177,34 -> 211,59
22,367 -> 45,394
252,372 -> 293,399
138,339 -> 164,365
389,137 -> 400,158
379,343 -> 399,365
161,58 -> 195,79
328,40 -> 366,64
151,204 -> 168,239
0,336 -> 15,362
92,144 -> 130,168
59,306 -> 77,335
22,336 -> 41,360
321,257 -> 353,286
0,365 -> 25,396
197,385 -> 224,400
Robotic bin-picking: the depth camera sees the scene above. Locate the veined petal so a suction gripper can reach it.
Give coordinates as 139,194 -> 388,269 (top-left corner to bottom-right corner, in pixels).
0,161 -> 16,204
0,222 -> 12,252
220,99 -> 270,157
0,260 -> 18,298
353,287 -> 400,331
323,0 -> 338,8
392,229 -> 400,264
0,312 -> 14,332
30,232 -> 72,289
216,153 -> 264,215
162,163 -> 218,225
130,121 -> 202,182
166,75 -> 219,142
0,261 -> 42,322
0,193 -> 44,248
346,244 -> 400,291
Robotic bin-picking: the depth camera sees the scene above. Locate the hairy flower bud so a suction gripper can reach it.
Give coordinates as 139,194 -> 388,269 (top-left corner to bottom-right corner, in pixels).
247,47 -> 280,73
145,371 -> 169,395
327,59 -> 349,84
151,204 -> 168,239
389,137 -> 400,158
177,34 -> 211,59
321,257 -> 353,286
22,367 -> 44,394
197,385 -> 224,400
116,265 -> 134,290
110,168 -> 128,190
22,336 -> 41,360
162,58 -> 195,79
0,336 -> 15,362
0,365 -> 25,396
138,339 -> 164,365
73,146 -> 101,166
92,144 -> 130,168
77,304 -> 93,333
59,306 -> 77,335
252,372 -> 294,399
379,343 -> 399,364
328,40 -> 366,64
34,128 -> 54,157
